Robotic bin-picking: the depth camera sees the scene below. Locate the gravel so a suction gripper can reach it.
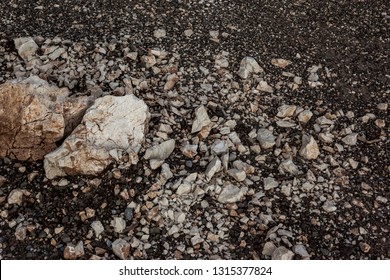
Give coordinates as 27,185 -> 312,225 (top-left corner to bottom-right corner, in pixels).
0,0 -> 389,260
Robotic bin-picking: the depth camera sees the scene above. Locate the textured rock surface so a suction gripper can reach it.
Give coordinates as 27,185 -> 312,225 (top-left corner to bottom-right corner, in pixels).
44,94 -> 150,179
299,135 -> 320,160
237,57 -> 264,79
0,76 -> 93,161
14,37 -> 39,61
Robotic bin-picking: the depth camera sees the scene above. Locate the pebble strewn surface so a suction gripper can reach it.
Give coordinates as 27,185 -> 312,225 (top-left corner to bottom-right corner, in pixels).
0,0 -> 389,260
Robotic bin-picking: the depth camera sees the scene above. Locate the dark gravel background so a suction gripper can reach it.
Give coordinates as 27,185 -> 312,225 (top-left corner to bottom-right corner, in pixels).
0,0 -> 389,260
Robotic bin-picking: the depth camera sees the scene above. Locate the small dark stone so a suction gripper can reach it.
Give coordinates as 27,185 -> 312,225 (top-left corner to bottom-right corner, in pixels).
124,207 -> 133,221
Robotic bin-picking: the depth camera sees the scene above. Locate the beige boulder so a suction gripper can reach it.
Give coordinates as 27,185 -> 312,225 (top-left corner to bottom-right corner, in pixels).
0,76 -> 93,161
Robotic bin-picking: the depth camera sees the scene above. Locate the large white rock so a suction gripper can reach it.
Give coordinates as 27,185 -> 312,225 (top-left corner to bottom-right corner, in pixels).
44,95 -> 150,179
217,185 -> 248,203
144,139 -> 175,169
0,76 -> 93,161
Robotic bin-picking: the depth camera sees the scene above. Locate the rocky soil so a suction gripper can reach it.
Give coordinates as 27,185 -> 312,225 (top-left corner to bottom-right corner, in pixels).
0,0 -> 389,260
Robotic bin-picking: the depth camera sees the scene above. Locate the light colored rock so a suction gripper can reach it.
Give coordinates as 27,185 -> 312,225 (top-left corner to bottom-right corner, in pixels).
342,133 -> 358,146
264,177 -> 279,190
14,37 -> 39,61
91,221 -> 104,237
299,135 -> 320,160
257,128 -> 276,149
8,189 -> 28,206
164,73 -> 179,91
44,94 -> 150,179
184,29 -> 194,37
298,110 -> 313,124
237,57 -> 264,79
191,234 -> 204,246
277,105 -> 297,118
272,246 -> 294,260
256,81 -> 274,93
271,58 -> 292,68
276,120 -> 296,127
15,224 -> 27,241
0,76 -> 91,161
141,55 -> 156,68
205,158 -> 222,181
111,217 -> 126,233
48,47 -> 65,60
262,241 -> 276,256
227,169 -> 246,182
293,245 -> 310,259
322,200 -> 337,212
211,140 -> 228,155
181,143 -> 198,158
279,160 -> 300,175
191,105 -> 212,134
217,185 -> 248,203
144,139 -> 175,169
64,241 -> 85,260
112,239 -> 130,260
153,29 -> 166,38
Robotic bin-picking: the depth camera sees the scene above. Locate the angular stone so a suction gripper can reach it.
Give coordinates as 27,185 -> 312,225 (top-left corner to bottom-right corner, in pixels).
8,189 -> 28,206
262,241 -> 276,256
299,135 -> 320,160
0,76 -> 91,161
322,200 -> 337,212
91,220 -> 104,237
298,110 -> 313,124
111,217 -> 126,233
293,244 -> 310,259
15,225 -> 27,241
256,81 -> 274,93
153,29 -> 166,38
277,105 -> 297,118
227,169 -> 246,182
264,177 -> 279,190
64,241 -> 85,260
44,95 -> 149,179
272,246 -> 294,260
181,143 -> 198,158
144,139 -> 175,169
237,57 -> 264,79
279,159 -> 300,175
14,37 -> 39,61
217,185 -> 248,203
257,128 -> 276,149
211,140 -> 228,155
191,105 -> 211,134
271,58 -> 292,68
112,239 -> 130,260
205,158 -> 222,181
164,73 -> 179,91
342,133 -> 358,146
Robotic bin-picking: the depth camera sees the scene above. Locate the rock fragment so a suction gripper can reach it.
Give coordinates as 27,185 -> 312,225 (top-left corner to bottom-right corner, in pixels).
191,105 -> 212,134
263,177 -> 279,190
271,246 -> 294,260
262,242 -> 276,256
64,241 -> 85,260
112,239 -> 130,260
299,135 -> 320,160
237,57 -> 264,79
164,73 -> 179,91
279,160 -> 300,175
342,133 -> 358,146
257,128 -> 276,149
144,139 -> 175,169
91,221 -> 104,237
153,29 -> 166,38
271,58 -> 292,68
205,158 -> 222,181
227,169 -> 246,182
7,189 -> 28,206
277,105 -> 297,118
217,185 -> 248,203
293,245 -> 310,259
14,37 -> 39,61
256,81 -> 274,93
298,110 -> 313,124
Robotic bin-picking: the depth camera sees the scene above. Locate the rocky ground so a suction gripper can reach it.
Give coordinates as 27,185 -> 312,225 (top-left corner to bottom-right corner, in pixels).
0,0 -> 389,260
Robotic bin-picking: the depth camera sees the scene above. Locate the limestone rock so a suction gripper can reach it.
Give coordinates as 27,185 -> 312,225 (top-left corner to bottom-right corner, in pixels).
44,94 -> 150,179
191,105 -> 212,134
299,135 -> 320,160
0,76 -> 93,161
217,185 -> 248,203
64,241 -> 85,260
144,139 -> 175,169
272,246 -> 294,260
271,58 -> 292,68
112,239 -> 130,260
14,37 -> 39,61
257,128 -> 276,149
237,57 -> 264,79
277,105 -> 297,118
205,157 -> 222,181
